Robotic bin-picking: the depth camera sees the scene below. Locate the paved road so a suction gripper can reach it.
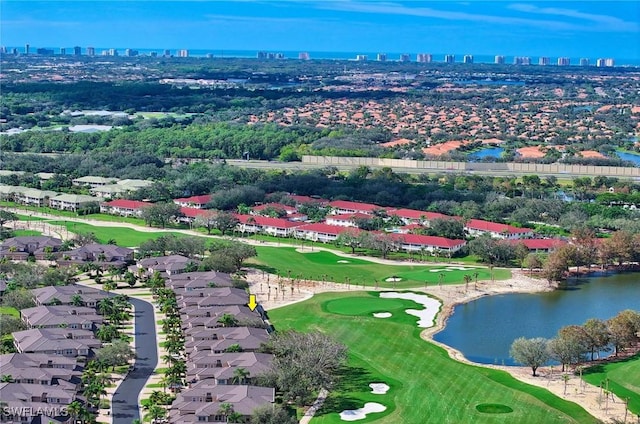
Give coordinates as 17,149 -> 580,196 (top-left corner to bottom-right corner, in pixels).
112,297 -> 157,424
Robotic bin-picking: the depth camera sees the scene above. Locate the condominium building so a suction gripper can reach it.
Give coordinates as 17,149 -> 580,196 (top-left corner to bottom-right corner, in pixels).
178,49 -> 189,57
417,53 -> 432,63
399,53 -> 411,62
557,57 -> 570,66
377,53 -> 387,62
596,58 -> 615,67
298,52 -> 310,60
73,46 -> 81,56
60,48 -> 66,55
463,54 -> 473,64
580,58 -> 590,66
444,54 -> 455,63
538,57 -> 550,66
513,56 -> 531,65
494,55 -> 505,64
355,54 -> 368,61
86,46 -> 95,56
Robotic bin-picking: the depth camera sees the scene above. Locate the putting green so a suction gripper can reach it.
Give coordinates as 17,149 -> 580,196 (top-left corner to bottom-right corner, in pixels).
324,296 -> 419,317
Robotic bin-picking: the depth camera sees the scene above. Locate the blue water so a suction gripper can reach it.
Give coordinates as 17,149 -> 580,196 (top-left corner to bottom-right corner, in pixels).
469,147 -> 504,159
616,151 -> 640,166
433,272 -> 640,366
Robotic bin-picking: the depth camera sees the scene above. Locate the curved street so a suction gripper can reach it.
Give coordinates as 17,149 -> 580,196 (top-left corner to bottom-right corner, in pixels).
112,297 -> 158,424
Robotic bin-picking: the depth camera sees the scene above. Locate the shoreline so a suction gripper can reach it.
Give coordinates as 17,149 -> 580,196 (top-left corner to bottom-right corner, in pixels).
247,269 -> 631,423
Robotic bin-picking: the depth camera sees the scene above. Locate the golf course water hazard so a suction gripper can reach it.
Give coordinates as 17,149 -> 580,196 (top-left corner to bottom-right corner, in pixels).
434,272 -> 640,365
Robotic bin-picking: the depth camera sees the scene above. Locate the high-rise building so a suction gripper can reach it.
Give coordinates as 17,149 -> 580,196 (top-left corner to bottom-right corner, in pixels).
108,48 -> 118,56
0,46 -> 7,54
163,49 -> 171,57
417,53 -> 432,63
25,43 -> 30,55
257,51 -> 267,59
298,52 -> 310,60
125,49 -> 139,57
73,46 -> 82,56
399,53 -> 411,62
377,53 -> 387,62
494,55 -> 505,64
60,47 -> 66,55
444,54 -> 455,63
513,56 -> 531,65
177,49 -> 189,57
150,51 -> 158,57
356,54 -> 368,61
86,47 -> 95,56
36,48 -> 54,55
538,57 -> 550,66
598,58 -> 615,67
580,58 -> 589,66
463,54 -> 473,64
557,57 -> 570,66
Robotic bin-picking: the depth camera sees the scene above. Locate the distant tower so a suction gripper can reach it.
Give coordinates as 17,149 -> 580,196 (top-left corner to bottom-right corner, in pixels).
494,55 -> 505,64
25,43 -> 30,55
538,57 -> 550,66
177,49 -> 189,57
417,53 -> 432,63
73,46 -> 81,56
514,56 -> 531,65
60,47 -> 66,55
444,54 -> 455,63
605,58 -> 615,67
579,58 -> 589,66
164,49 -> 171,57
355,54 -> 368,61
399,53 -> 410,62
557,57 -> 570,66
86,46 -> 95,56
377,53 -> 387,62
298,52 -> 310,60
463,54 -> 473,64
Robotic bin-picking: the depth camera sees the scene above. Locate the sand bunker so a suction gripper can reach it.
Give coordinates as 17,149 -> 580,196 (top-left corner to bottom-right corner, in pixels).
369,383 -> 390,394
379,292 -> 441,328
429,266 -> 476,273
340,402 -> 387,421
385,277 -> 402,282
337,260 -> 350,263
372,312 -> 392,318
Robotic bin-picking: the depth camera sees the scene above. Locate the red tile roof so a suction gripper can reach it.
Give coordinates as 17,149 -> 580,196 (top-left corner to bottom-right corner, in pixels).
103,199 -> 152,209
465,219 -> 532,235
388,208 -> 452,221
327,213 -> 371,221
328,200 -> 383,213
180,207 -> 209,218
510,238 -> 566,250
235,214 -> 303,229
173,195 -> 212,205
390,233 -> 466,249
252,203 -> 297,213
286,194 -> 329,205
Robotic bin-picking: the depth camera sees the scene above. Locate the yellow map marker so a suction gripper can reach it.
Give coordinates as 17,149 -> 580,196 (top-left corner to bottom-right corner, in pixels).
248,294 -> 258,311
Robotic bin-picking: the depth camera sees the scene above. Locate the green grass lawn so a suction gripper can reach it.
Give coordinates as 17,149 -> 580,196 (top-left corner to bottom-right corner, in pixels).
47,221 -> 187,247
0,306 -> 20,317
249,246 -> 510,288
12,229 -> 42,237
582,354 -> 640,414
269,291 -> 597,424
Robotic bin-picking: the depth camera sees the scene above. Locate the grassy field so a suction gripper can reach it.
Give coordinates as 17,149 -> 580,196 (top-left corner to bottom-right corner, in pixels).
582,354 -> 640,414
12,229 -> 42,237
269,291 -> 597,424
47,221 -> 187,247
250,246 -> 510,288
0,306 -> 20,317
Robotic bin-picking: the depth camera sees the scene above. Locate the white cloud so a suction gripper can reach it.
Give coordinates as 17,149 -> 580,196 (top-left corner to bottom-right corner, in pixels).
508,3 -> 638,31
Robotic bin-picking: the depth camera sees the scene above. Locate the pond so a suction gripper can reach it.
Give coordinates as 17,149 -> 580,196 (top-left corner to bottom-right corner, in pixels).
433,272 -> 640,366
468,147 -> 504,160
616,150 -> 640,166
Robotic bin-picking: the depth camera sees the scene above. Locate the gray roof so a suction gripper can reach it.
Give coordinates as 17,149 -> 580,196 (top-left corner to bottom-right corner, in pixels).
13,328 -> 100,354
31,284 -> 108,305
185,326 -> 269,353
21,305 -> 103,328
50,193 -> 98,203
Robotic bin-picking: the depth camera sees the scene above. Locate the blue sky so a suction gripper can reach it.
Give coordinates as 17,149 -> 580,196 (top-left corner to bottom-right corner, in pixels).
1,1 -> 639,60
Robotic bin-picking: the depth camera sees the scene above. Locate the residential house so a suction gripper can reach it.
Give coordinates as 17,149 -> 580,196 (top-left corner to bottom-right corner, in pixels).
48,193 -> 98,211
17,189 -> 59,207
166,271 -> 234,291
0,184 -> 28,201
325,213 -> 370,227
13,328 -> 100,357
0,381 -> 78,422
465,219 -> 534,240
0,353 -> 81,387
285,194 -> 329,206
168,384 -> 275,424
176,287 -> 249,309
387,208 -> 453,226
21,305 -> 103,330
294,223 -> 360,243
178,207 -> 209,224
90,179 -> 153,198
328,200 -> 384,215
0,236 -> 62,261
509,238 -> 567,253
173,195 -> 212,209
180,305 -> 264,330
186,352 -> 273,385
31,285 -> 109,307
390,233 -> 467,255
58,243 -> 134,269
71,176 -> 119,188
99,199 -> 152,217
137,255 -> 198,277
185,327 -> 270,355
235,214 -> 304,237
251,202 -> 297,216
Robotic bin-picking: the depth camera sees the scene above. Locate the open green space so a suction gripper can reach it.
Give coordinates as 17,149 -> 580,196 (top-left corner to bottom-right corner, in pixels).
250,246 -> 509,288
582,354 -> 640,414
12,229 -> 42,237
47,221 -> 186,247
269,291 -> 597,424
0,306 -> 20,317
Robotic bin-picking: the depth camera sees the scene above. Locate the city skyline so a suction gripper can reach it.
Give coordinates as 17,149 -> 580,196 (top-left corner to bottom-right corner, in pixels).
1,1 -> 639,61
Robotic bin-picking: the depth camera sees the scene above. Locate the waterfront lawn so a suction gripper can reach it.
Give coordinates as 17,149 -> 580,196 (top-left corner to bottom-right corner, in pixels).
269,291 -> 597,424
582,354 -> 640,414
47,221 -> 186,247
250,246 -> 509,288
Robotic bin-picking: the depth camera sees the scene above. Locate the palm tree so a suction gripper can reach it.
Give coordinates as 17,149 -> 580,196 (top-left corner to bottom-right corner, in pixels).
0,374 -> 13,383
96,324 -> 120,342
70,294 -> 84,306
66,400 -> 84,423
144,404 -> 167,422
473,271 -> 479,290
218,313 -> 239,328
438,273 -> 445,288
463,274 -> 471,292
231,367 -> 250,385
218,403 -> 234,423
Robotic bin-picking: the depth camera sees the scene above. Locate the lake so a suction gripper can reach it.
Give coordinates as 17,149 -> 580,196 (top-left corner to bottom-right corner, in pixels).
433,272 -> 640,366
617,150 -> 640,166
468,147 -> 504,159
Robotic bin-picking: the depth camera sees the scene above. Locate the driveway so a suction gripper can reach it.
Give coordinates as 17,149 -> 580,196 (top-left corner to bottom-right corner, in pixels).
112,297 -> 158,424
